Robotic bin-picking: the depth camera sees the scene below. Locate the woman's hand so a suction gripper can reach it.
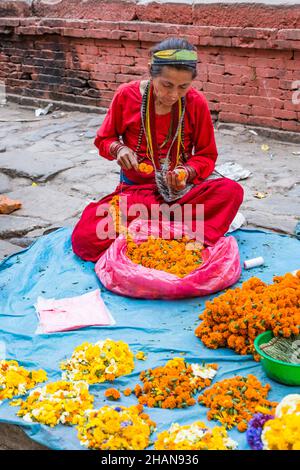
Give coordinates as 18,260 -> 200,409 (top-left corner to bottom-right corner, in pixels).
116,146 -> 139,171
165,167 -> 188,191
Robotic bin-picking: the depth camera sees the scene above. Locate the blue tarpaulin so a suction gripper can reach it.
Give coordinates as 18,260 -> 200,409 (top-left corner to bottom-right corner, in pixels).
0,227 -> 299,450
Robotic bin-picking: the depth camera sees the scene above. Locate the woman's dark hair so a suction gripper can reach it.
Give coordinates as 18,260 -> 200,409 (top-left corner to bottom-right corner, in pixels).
149,37 -> 197,80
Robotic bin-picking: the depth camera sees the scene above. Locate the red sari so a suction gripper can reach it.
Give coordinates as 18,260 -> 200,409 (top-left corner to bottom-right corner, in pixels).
72,80 -> 243,262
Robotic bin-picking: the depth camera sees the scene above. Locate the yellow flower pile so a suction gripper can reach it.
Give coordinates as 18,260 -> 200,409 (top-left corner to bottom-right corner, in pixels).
262,394 -> 300,450
60,339 -> 135,384
0,360 -> 47,404
154,421 -> 238,450
77,404 -> 156,450
15,380 -> 94,427
127,236 -> 204,278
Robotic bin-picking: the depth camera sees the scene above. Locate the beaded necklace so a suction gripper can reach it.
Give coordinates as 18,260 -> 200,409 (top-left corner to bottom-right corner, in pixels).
134,80 -> 188,169
133,79 -> 192,201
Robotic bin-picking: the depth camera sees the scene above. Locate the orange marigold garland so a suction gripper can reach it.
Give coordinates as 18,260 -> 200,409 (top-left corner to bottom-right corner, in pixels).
198,374 -> 277,432
127,236 -> 204,278
134,358 -> 218,409
195,272 -> 300,359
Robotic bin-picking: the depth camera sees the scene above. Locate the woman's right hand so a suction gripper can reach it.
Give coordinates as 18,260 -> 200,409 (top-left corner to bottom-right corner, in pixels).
116,146 -> 139,171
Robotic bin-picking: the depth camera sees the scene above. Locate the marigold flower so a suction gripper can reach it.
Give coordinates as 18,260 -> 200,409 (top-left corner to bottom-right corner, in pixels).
138,163 -> 154,175
105,388 -> 121,401
135,351 -> 147,361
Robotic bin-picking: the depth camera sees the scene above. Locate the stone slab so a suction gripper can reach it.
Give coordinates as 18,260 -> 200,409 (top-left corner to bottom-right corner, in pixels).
0,214 -> 49,239
5,186 -> 86,223
0,240 -> 23,261
0,150 -> 74,182
0,173 -> 12,194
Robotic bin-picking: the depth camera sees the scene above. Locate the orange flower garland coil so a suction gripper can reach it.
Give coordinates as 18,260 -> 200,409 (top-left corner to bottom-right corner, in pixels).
195,272 -> 300,358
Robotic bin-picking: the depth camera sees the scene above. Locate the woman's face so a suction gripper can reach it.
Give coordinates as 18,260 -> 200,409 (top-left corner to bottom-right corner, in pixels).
151,66 -> 194,107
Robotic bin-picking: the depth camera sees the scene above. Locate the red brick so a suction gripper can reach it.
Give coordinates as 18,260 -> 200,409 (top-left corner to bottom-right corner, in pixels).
138,32 -> 167,43
93,72 -> 116,82
272,108 -> 298,120
281,121 -> 300,131
110,56 -> 135,66
248,57 -> 288,68
222,103 -> 251,115
0,18 -> 20,27
223,55 -> 249,66
248,96 -> 283,109
218,112 -> 249,124
115,74 -> 139,83
252,106 -> 276,118
279,79 -> 296,90
277,29 -> 300,41
274,40 -> 300,50
210,37 -> 232,47
202,83 -> 224,94
255,67 -> 281,78
85,45 -> 99,56
229,94 -> 254,106
249,116 -> 281,129
208,73 -> 242,85
93,64 -> 121,73
120,65 -> 148,76
207,64 -> 225,74
224,65 -> 254,78
284,100 -> 300,112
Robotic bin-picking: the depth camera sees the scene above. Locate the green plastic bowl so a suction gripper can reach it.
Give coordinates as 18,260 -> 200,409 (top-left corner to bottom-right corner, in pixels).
254,331 -> 300,386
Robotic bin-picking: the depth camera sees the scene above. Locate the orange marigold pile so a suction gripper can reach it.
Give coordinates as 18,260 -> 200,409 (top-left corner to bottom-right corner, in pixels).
134,357 -> 218,409
195,272 -> 300,359
127,236 -> 203,278
198,374 -> 277,432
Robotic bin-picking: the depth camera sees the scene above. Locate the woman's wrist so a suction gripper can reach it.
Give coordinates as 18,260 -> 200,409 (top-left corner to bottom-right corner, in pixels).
176,164 -> 197,183
109,141 -> 126,159
183,164 -> 197,183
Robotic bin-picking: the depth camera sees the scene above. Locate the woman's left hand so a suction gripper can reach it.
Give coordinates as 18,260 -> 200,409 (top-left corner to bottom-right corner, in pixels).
165,167 -> 188,191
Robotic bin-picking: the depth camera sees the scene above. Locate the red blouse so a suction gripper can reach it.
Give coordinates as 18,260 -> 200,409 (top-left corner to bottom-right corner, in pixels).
94,80 -> 218,185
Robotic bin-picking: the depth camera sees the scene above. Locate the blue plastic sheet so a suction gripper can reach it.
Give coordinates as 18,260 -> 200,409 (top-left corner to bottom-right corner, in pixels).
0,227 -> 299,450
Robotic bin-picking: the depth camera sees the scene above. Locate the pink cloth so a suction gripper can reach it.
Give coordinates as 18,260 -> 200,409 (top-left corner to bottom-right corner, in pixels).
35,289 -> 115,334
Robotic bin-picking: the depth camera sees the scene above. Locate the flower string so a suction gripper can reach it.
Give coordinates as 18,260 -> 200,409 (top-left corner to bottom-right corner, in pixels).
195,271 -> 300,359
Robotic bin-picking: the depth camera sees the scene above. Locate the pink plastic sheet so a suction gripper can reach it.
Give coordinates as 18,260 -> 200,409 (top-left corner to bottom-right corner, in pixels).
95,220 -> 241,299
35,289 -> 115,334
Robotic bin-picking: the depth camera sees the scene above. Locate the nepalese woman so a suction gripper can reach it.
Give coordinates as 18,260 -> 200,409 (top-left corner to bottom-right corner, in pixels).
71,37 -> 244,262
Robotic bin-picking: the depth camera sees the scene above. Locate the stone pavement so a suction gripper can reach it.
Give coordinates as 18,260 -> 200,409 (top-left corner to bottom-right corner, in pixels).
0,101 -> 299,449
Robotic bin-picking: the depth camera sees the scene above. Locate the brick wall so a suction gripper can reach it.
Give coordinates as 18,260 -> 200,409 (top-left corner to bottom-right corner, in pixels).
0,1 -> 300,132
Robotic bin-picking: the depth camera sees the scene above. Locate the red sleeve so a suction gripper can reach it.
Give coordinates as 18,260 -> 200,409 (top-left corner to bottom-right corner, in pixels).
94,85 -> 126,161
186,94 -> 218,183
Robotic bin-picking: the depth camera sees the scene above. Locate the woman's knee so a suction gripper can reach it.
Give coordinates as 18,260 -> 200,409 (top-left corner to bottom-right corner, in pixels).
215,178 -> 244,205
